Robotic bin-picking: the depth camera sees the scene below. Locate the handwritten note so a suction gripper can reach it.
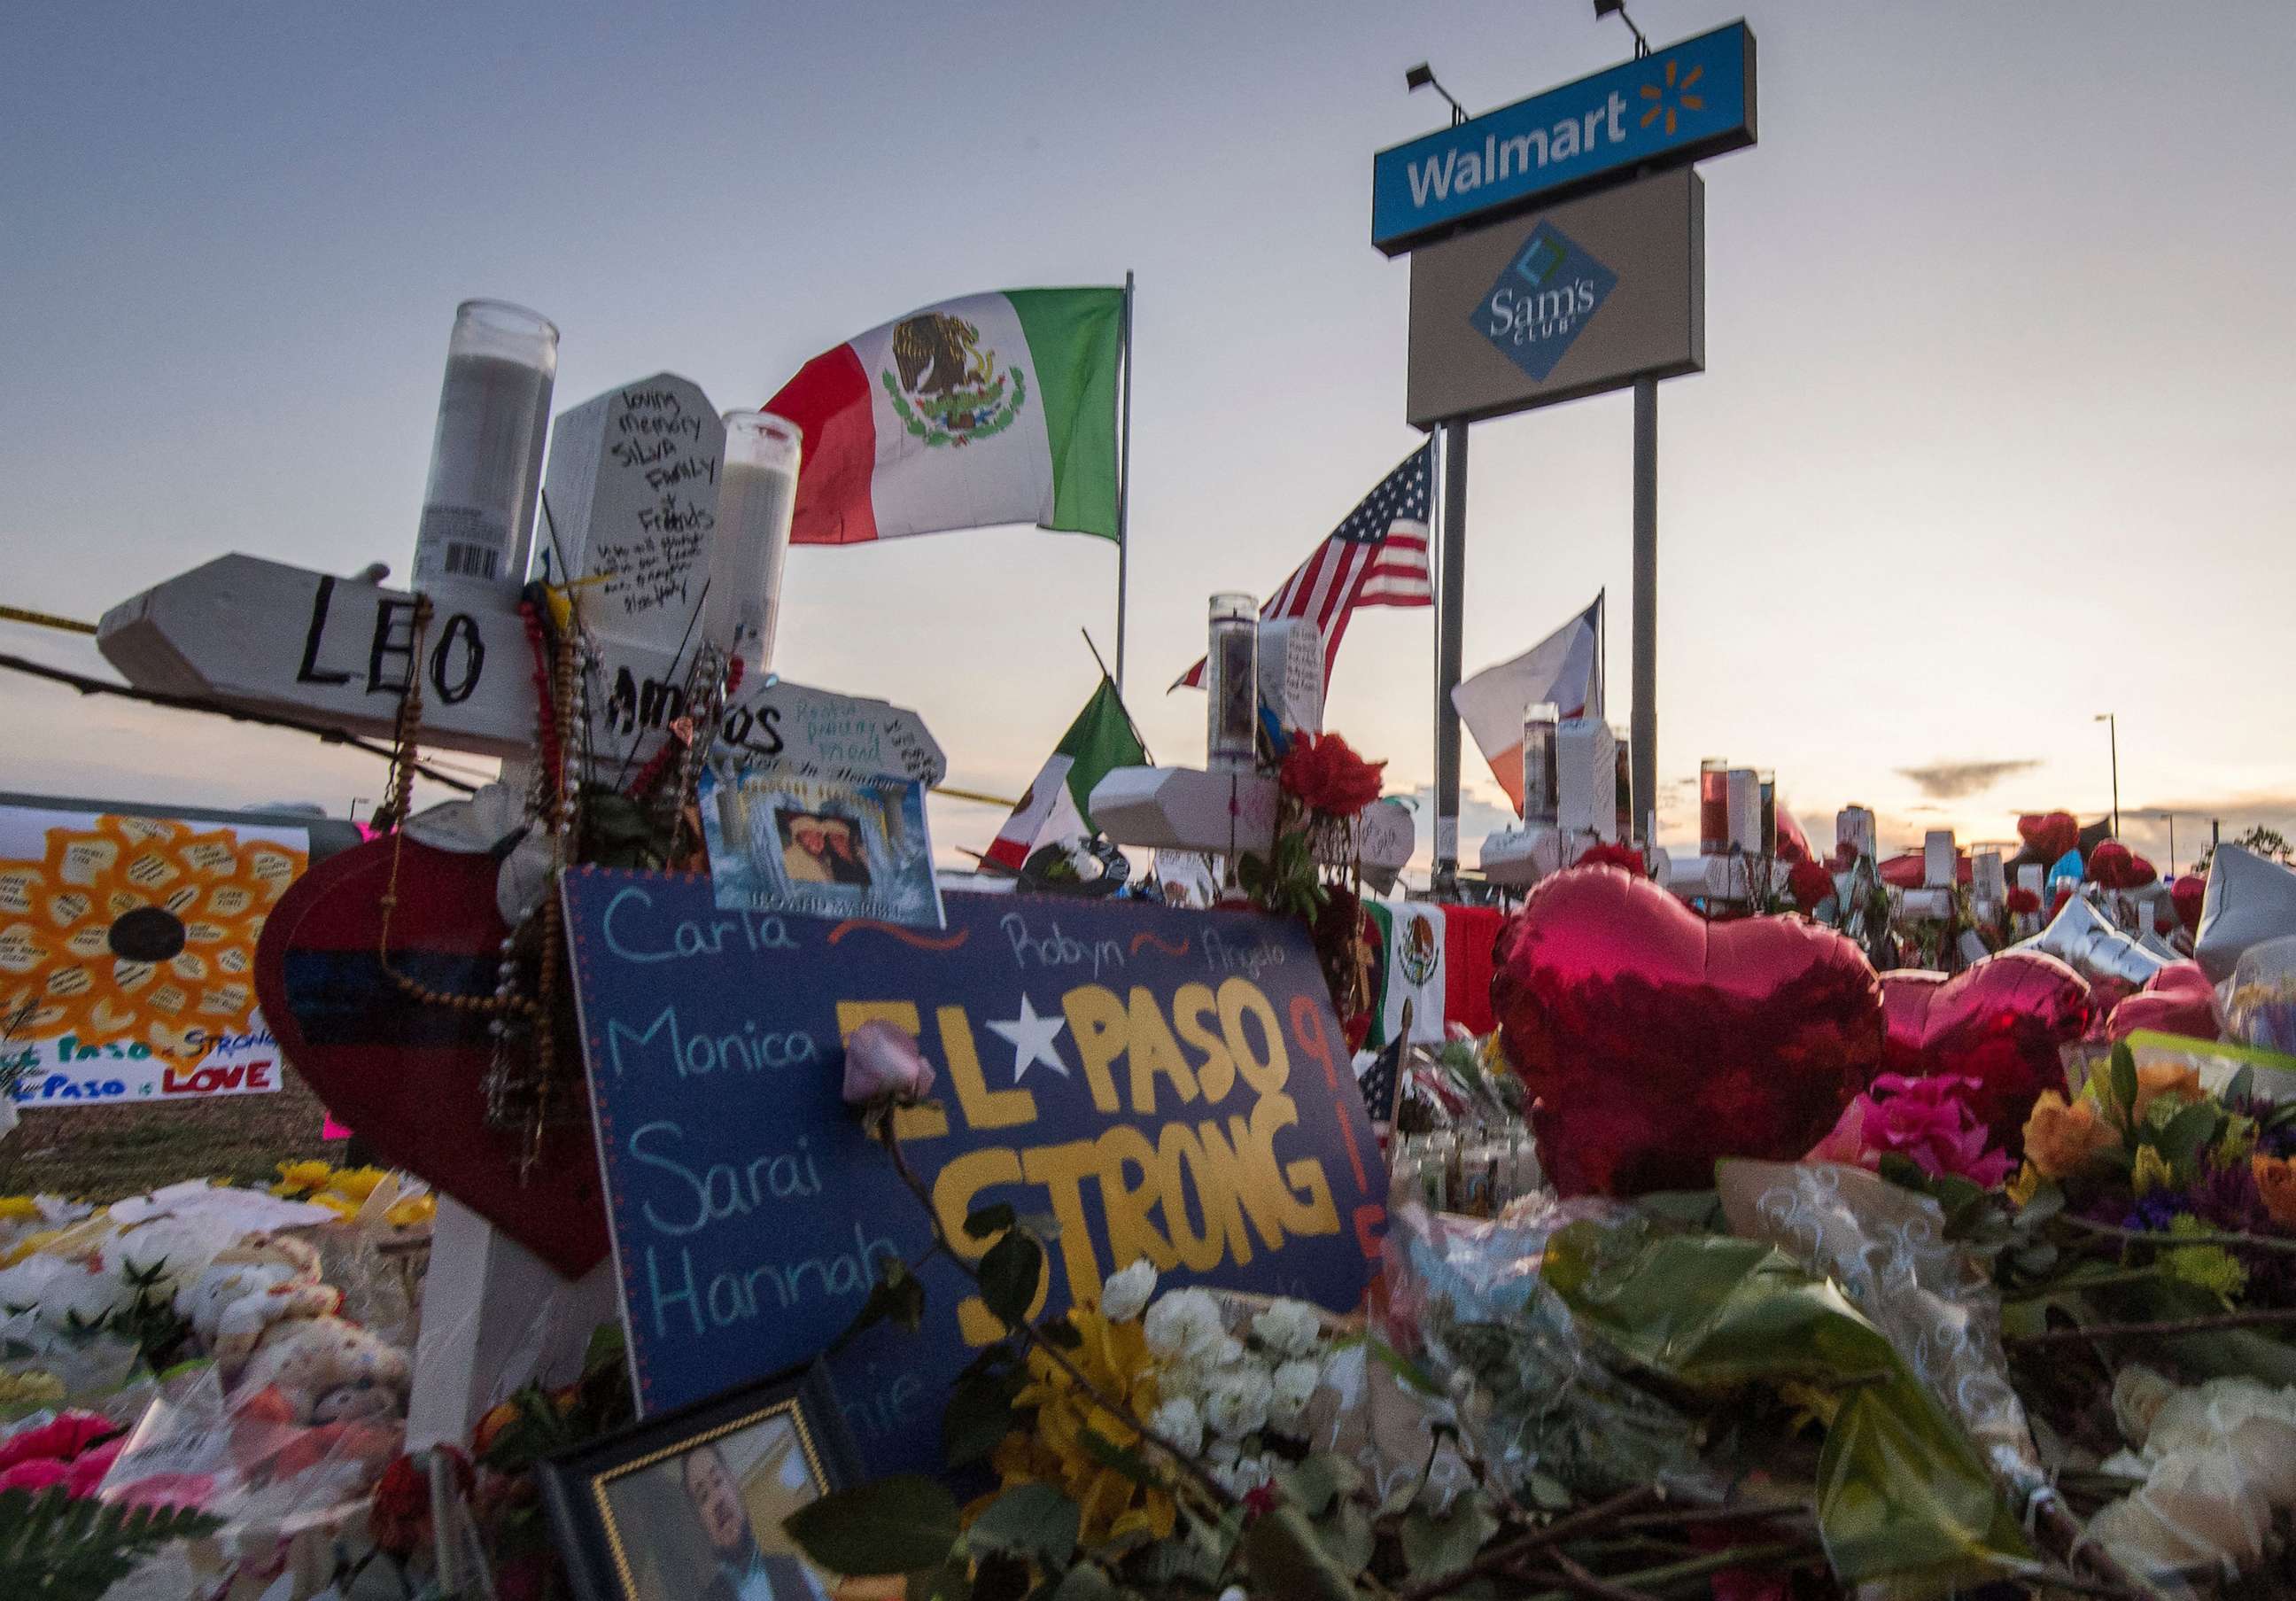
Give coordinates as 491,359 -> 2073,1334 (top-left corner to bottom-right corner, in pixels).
564,875 -> 1386,1476
541,374 -> 725,649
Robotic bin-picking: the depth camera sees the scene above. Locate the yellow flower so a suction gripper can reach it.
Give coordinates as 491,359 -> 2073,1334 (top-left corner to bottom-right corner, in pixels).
274,1159 -> 330,1194
2023,1092 -> 2120,1179
999,1307 -> 1175,1546
384,1193 -> 436,1229
2005,1163 -> 2043,1209
307,1192 -> 358,1217
2162,1217 -> 2247,1302
324,1166 -> 388,1202
2132,1146 -> 2176,1198
0,1197 -> 41,1223
0,1228 -> 62,1268
0,1371 -> 65,1408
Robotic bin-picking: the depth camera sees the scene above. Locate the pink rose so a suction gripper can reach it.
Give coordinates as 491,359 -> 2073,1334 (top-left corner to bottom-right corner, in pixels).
842,1022 -> 935,1107
0,1411 -> 117,1473
0,1457 -> 72,1494
1806,1074 -> 2012,1187
65,1440 -> 123,1497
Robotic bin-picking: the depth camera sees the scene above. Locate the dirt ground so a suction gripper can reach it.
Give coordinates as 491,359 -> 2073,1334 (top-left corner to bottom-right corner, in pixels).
0,1062 -> 339,1201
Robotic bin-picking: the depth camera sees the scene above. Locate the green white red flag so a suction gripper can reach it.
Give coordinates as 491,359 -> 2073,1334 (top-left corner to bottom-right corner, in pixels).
764,288 -> 1123,547
984,676 -> 1145,872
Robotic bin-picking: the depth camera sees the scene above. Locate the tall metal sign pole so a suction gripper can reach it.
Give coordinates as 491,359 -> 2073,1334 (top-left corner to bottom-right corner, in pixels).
1632,377 -> 1658,842
1375,20 -> 1753,882
1433,423 -> 1469,891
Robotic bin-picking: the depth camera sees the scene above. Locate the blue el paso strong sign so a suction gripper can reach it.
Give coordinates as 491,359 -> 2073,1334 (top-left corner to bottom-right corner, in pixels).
1373,19 -> 1755,254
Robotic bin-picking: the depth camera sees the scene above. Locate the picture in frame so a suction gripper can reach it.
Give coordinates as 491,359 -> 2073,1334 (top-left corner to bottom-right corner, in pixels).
539,1360 -> 859,1601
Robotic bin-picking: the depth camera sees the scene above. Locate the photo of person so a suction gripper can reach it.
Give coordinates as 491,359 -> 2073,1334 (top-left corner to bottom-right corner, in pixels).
593,1410 -> 834,1601
778,812 -> 834,884
817,816 -> 872,888
698,766 -> 944,930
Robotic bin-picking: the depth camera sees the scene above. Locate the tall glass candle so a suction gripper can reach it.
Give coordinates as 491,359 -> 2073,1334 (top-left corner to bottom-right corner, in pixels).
1206,594 -> 1258,772
1757,769 -> 1777,858
1520,703 -> 1559,823
412,300 -> 558,593
705,411 -> 803,676
1613,727 -> 1633,843
1699,759 -> 1728,855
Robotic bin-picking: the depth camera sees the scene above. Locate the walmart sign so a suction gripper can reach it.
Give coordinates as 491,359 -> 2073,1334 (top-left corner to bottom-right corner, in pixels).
1372,20 -> 1755,254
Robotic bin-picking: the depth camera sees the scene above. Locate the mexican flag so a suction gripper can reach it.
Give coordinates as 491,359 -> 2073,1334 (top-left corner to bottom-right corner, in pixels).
984,677 -> 1145,872
764,288 -> 1123,547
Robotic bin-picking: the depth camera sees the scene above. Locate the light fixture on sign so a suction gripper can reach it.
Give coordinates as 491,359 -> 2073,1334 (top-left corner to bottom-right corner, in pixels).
1593,0 -> 1650,58
1403,62 -> 1468,127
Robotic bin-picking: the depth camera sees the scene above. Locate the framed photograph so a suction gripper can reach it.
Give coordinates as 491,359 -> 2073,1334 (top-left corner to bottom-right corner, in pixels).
539,1361 -> 860,1601
698,763 -> 944,929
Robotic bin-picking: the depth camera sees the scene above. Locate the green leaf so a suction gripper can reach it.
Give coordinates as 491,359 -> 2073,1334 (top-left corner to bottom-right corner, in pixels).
1357,1333 -> 1445,1397
907,1560 -> 973,1601
979,1232 -> 1045,1328
1313,1497 -> 1376,1576
944,1367 -> 1022,1468
1524,1472 -> 1573,1512
965,1203 -> 1018,1240
967,1482 -> 1081,1569
1633,1189 -> 1724,1231
1241,1503 -> 1361,1601
1077,1427 -> 1161,1490
0,1488 -> 222,1601
2156,1100 -> 2223,1182
1875,1153 -> 1928,1192
2013,1183 -> 2066,1229
2111,1043 -> 2139,1126
786,1475 -> 963,1576
1400,1498 -> 1500,1583
1276,1452 -> 1359,1519
1051,1566 -> 1117,1601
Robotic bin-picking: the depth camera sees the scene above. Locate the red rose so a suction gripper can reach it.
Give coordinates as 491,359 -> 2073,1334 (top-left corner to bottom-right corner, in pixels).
1278,733 -> 1386,816
2049,886 -> 2075,920
1787,859 -> 1834,913
370,1454 -> 432,1555
2005,887 -> 2040,915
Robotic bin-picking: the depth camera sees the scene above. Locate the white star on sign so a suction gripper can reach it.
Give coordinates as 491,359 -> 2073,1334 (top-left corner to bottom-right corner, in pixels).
987,994 -> 1068,1084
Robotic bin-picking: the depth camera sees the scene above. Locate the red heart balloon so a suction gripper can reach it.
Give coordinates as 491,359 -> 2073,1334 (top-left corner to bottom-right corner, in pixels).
2019,812 -> 2079,864
254,836 -> 609,1278
1877,952 -> 2091,1149
2172,874 -> 2207,936
2087,840 -> 2152,890
1493,865 -> 1884,1198
2107,960 -> 2218,1044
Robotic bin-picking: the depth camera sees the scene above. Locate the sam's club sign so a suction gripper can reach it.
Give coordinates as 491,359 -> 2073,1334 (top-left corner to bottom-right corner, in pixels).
1373,20 -> 1755,254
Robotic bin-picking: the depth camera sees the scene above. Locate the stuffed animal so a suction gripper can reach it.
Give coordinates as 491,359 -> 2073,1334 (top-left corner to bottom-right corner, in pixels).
177,1233 -> 410,1423
178,1234 -> 341,1374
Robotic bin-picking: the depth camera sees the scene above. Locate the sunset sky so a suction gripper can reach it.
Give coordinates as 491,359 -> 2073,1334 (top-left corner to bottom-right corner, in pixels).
4,2 -> 2291,878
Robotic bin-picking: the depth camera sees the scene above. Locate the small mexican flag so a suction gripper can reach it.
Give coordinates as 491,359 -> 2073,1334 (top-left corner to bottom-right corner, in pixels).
765,287 -> 1123,547
984,676 -> 1146,872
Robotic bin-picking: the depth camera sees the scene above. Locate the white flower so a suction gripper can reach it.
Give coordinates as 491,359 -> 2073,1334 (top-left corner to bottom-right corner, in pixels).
1251,1298 -> 1323,1359
1148,1395 -> 1204,1458
1098,1260 -> 1158,1324
2087,1447 -> 2274,1577
1211,1452 -> 1275,1499
1206,1333 -> 1245,1369
1144,1287 -> 1226,1364
1200,1363 -> 1273,1442
1204,1435 -> 1241,1467
1268,1357 -> 1323,1432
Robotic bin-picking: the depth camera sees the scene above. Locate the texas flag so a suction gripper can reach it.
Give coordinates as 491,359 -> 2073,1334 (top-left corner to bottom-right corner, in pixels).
1449,596 -> 1603,814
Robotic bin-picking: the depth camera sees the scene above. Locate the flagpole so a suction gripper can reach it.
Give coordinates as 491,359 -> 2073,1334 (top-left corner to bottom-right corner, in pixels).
1594,587 -> 1607,721
1113,270 -> 1135,696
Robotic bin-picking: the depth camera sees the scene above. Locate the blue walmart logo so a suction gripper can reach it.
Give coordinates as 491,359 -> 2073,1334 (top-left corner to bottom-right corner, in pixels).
1472,222 -> 1617,382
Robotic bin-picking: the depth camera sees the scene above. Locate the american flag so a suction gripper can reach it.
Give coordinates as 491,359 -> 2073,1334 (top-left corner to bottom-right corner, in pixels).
1174,445 -> 1433,689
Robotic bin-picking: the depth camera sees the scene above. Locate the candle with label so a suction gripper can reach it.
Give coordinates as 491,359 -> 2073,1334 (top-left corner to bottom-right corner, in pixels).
412,300 -> 558,594
705,411 -> 803,674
